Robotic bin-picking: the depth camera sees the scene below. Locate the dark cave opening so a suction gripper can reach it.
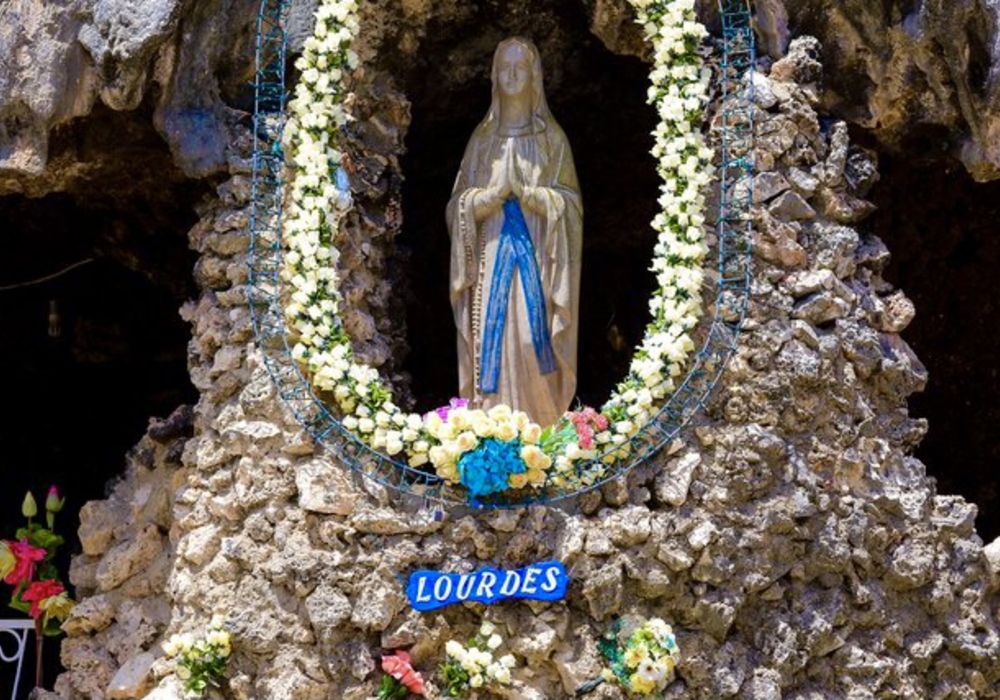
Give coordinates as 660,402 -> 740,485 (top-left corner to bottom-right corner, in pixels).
0,103 -> 205,695
386,0 -> 660,413
866,150 -> 1000,541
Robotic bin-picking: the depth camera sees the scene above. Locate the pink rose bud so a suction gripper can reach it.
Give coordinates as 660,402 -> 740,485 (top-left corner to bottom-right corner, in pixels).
45,486 -> 65,528
21,491 -> 38,519
45,486 -> 65,513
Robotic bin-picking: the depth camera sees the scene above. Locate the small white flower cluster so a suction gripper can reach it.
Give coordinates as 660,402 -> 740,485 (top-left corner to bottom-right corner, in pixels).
279,0 -> 714,497
162,615 -> 231,696
602,0 -> 712,433
163,616 -> 232,661
443,622 -> 517,690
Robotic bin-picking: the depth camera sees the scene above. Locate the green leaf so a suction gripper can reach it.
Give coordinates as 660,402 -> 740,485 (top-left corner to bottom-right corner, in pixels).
8,599 -> 31,616
377,675 -> 409,700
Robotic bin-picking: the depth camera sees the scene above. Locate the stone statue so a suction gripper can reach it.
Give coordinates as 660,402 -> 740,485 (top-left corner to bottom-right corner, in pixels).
446,37 -> 583,427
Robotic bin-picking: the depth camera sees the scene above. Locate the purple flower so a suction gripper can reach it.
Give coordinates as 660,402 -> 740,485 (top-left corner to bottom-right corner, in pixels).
433,397 -> 469,421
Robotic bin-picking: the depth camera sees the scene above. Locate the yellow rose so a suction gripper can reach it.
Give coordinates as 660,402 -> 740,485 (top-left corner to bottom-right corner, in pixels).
424,413 -> 443,434
520,422 -> 542,444
508,473 -> 529,489
526,468 -> 546,485
0,541 -> 14,581
487,404 -> 512,422
470,413 -> 495,438
456,431 -> 478,453
495,421 -> 518,442
438,464 -> 460,483
429,445 -> 450,468
513,411 -> 530,430
520,445 -> 551,472
449,409 -> 472,432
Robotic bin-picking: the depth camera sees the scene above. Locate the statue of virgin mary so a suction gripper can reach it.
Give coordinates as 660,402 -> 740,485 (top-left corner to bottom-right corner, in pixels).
446,37 -> 583,427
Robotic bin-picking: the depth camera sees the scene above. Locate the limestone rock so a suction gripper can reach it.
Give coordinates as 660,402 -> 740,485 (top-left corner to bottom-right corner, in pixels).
296,457 -> 360,516
106,652 -> 156,699
769,190 -> 816,220
305,582 -> 353,640
96,524 -> 164,592
605,506 -> 651,546
79,498 -> 127,556
350,568 -> 406,632
582,561 -> 623,620
62,594 -> 116,636
179,523 -> 221,567
984,537 -> 1000,580
656,451 -> 702,507
141,677 -> 186,700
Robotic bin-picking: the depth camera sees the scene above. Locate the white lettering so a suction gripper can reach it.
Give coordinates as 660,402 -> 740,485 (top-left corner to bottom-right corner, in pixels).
415,576 -> 433,603
499,570 -> 522,596
541,565 -> 560,593
456,574 -> 475,601
521,567 -> 540,595
476,571 -> 498,598
433,575 -> 453,601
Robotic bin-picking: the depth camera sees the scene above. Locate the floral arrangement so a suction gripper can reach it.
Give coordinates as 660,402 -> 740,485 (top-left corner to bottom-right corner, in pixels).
378,650 -> 426,699
438,622 -> 517,696
599,617 -> 680,696
280,0 -> 712,500
163,616 -> 232,698
1,487 -> 74,689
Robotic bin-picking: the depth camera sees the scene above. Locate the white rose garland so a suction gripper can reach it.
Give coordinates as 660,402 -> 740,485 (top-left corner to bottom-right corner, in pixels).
280,0 -> 713,499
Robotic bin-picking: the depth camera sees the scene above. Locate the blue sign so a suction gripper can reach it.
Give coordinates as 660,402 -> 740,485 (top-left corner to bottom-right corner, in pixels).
406,561 -> 568,611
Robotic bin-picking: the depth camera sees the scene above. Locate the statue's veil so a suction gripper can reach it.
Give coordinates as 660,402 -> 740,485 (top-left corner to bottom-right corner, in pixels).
476,37 -> 554,136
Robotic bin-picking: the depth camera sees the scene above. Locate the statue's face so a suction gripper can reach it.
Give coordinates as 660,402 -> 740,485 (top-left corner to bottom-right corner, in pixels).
496,42 -> 532,99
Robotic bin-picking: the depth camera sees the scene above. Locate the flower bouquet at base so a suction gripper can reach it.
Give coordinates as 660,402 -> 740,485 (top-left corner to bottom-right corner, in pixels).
0,487 -> 75,690
378,649 -> 426,699
598,617 -> 680,697
438,622 -> 517,697
163,616 -> 232,699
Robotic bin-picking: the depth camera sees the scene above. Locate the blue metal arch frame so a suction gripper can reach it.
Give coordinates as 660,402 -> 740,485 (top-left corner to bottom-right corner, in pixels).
247,0 -> 755,509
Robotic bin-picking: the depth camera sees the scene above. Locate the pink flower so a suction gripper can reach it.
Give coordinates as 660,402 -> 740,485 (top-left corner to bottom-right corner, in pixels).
381,650 -> 426,695
4,539 -> 46,586
568,407 -> 608,449
21,579 -> 64,620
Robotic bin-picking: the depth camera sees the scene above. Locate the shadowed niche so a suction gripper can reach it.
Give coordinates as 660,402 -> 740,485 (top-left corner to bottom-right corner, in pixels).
0,101 -> 205,691
867,150 -> 1000,540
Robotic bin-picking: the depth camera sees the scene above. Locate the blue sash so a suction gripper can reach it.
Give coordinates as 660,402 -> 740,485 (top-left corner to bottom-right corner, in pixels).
479,198 -> 556,394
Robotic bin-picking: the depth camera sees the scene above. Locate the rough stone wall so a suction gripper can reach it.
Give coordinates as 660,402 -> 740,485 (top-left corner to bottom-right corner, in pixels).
780,0 -> 1000,183
59,407 -> 192,699
54,36 -> 1000,700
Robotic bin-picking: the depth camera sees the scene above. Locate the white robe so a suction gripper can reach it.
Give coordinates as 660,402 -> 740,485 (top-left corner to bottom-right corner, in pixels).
446,123 -> 582,427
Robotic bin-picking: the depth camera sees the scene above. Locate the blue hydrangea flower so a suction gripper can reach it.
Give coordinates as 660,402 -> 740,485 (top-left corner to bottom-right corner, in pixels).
458,438 -> 527,501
